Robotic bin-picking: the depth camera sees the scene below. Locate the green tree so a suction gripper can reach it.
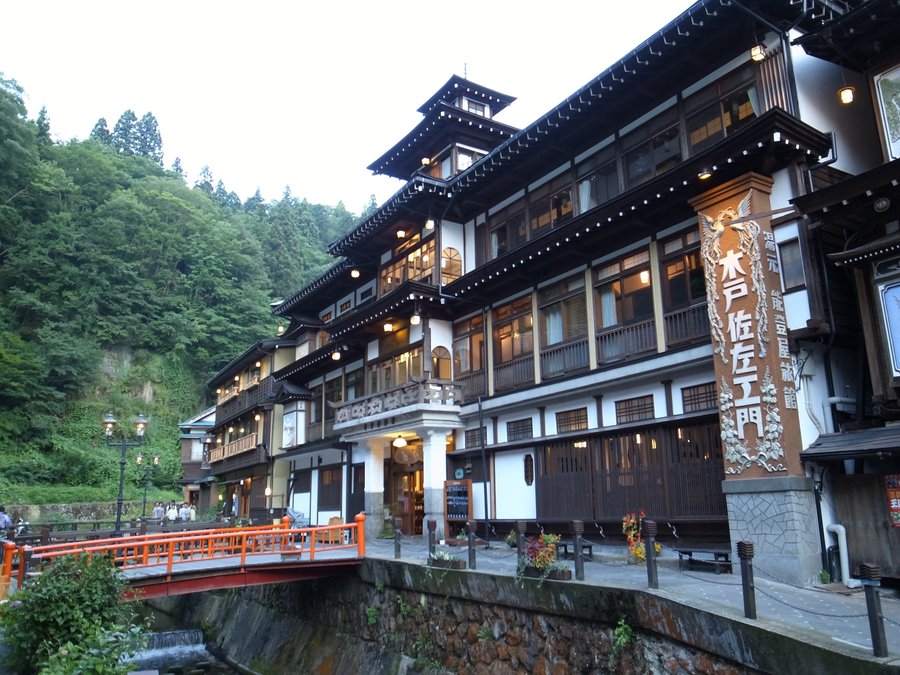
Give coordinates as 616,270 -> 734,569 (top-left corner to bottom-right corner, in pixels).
0,554 -> 143,674
171,156 -> 184,176
111,109 -> 138,156
90,117 -> 112,144
135,111 -> 163,165
194,164 -> 214,193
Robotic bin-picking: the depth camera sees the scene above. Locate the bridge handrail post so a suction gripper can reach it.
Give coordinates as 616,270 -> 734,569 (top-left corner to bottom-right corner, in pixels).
240,531 -> 248,571
17,546 -> 32,587
281,516 -> 291,552
355,513 -> 366,557
167,540 -> 175,575
1,541 -> 16,599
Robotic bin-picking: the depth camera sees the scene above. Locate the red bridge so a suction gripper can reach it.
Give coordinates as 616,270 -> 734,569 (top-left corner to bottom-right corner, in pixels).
0,515 -> 365,600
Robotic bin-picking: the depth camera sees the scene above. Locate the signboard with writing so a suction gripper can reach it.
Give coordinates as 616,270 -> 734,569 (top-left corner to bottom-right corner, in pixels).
691,174 -> 803,477
886,474 -> 900,527
444,479 -> 472,530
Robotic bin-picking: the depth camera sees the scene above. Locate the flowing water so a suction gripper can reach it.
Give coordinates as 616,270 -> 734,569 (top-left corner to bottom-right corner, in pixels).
128,628 -> 237,674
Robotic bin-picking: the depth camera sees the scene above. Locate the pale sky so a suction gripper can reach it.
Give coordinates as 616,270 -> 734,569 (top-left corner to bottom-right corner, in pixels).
2,1 -> 695,214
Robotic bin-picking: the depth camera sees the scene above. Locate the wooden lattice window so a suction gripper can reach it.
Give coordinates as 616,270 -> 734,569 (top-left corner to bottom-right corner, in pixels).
556,408 -> 588,433
615,395 -> 654,424
465,427 -> 487,448
682,382 -> 717,413
507,418 -> 534,442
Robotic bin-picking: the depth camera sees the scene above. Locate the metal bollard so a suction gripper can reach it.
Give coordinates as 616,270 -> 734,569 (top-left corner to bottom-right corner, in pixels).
643,519 -> 658,589
737,540 -> 757,619
572,520 -> 585,581
427,519 -> 436,557
467,520 -> 477,570
860,563 -> 888,658
516,520 -> 527,568
393,517 -> 402,559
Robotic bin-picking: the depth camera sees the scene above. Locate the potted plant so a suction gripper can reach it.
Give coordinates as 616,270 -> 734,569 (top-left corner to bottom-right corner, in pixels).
428,549 -> 466,570
518,533 -> 571,582
505,529 -> 517,548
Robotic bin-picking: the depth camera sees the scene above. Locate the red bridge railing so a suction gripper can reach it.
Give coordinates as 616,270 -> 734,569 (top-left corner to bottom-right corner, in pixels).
0,514 -> 366,592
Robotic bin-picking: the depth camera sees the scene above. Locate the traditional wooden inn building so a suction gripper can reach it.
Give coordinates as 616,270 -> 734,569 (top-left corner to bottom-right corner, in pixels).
198,0 -> 900,584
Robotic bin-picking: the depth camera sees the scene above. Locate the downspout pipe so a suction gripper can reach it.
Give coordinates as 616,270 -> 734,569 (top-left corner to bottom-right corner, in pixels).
826,523 -> 860,588
823,396 -> 854,434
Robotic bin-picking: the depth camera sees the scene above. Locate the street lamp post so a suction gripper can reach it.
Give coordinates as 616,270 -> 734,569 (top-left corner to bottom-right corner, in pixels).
102,411 -> 149,537
135,451 -> 160,518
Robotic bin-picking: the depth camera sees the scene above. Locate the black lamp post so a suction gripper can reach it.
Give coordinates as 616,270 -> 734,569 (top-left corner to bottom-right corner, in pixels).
135,451 -> 160,518
102,411 -> 149,537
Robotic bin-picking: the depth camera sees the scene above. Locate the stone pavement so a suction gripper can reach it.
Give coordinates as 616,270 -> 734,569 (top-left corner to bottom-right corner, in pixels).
365,534 -> 900,671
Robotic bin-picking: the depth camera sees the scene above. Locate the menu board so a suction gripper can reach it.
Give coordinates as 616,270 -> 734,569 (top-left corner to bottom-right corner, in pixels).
445,480 -> 472,523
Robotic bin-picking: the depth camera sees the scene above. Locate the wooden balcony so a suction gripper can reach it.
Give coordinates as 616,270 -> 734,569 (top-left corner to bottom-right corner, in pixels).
209,432 -> 259,463
306,419 -> 336,443
493,354 -> 535,392
596,319 -> 657,364
664,303 -> 710,348
456,371 -> 485,402
334,379 -> 461,427
540,338 -> 589,379
217,376 -> 274,422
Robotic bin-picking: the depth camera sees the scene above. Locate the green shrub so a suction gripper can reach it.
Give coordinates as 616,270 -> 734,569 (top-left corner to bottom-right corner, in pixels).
0,554 -> 141,673
40,625 -> 146,675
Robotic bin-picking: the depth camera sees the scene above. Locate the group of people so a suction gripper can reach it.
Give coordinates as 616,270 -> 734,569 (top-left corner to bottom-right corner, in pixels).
151,500 -> 195,523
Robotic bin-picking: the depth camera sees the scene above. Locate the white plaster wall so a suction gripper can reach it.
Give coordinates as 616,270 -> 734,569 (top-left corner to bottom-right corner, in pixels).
441,221 -> 464,259
430,319 -> 453,354
471,480 -> 492,520
494,450 -> 536,520
784,291 -> 811,330
792,41 -> 884,173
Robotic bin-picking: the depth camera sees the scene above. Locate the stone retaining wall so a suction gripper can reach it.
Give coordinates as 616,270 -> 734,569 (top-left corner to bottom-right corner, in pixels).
149,558 -> 888,674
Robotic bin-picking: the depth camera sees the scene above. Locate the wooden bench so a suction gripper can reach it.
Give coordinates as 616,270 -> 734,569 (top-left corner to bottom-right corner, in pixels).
675,543 -> 732,573
558,539 -> 593,562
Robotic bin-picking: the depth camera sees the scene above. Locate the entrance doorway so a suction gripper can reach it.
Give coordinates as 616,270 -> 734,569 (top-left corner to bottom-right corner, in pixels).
391,464 -> 424,535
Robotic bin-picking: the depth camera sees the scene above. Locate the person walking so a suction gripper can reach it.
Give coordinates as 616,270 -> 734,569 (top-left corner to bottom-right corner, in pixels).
0,506 -> 13,532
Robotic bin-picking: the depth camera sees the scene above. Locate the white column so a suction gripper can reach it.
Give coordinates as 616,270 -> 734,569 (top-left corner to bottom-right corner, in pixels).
422,429 -> 448,538
363,438 -> 386,540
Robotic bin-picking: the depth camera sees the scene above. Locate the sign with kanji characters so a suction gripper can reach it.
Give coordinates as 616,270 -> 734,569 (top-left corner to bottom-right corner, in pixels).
690,174 -> 803,477
886,474 -> 900,527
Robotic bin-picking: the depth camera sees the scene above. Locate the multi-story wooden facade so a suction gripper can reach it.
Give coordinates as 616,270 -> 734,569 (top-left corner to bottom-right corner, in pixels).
193,0 -> 900,583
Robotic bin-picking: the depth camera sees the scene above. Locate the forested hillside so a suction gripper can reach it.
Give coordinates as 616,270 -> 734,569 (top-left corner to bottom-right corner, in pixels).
0,75 -> 369,505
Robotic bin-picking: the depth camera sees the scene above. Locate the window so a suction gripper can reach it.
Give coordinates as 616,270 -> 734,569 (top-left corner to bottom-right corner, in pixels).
345,368 -> 364,401
282,402 -> 302,448
368,347 -> 423,392
507,418 -> 533,441
662,231 -> 705,309
779,239 -> 805,291
540,276 -> 587,346
441,247 -> 462,285
318,467 -> 342,511
489,199 -> 526,259
556,407 -> 589,433
465,99 -> 486,117
453,314 -> 485,374
529,175 -> 573,234
615,395 -> 655,424
432,346 -> 451,379
622,109 -> 681,189
324,376 -> 342,421
576,146 -> 619,213
380,238 -> 434,294
595,251 -> 653,329
465,427 -> 487,448
682,382 -> 717,413
524,454 -> 534,486
339,299 -> 352,313
493,296 -> 533,364
686,65 -> 759,154
310,384 -> 323,424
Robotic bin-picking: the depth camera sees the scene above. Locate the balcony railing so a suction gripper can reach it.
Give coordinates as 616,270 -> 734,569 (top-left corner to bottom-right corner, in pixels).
596,319 -> 657,364
306,419 -> 336,443
455,370 -> 485,402
540,337 -> 589,379
216,386 -> 239,405
217,376 -> 274,422
493,354 -> 535,392
664,303 -> 710,347
209,432 -> 259,463
334,379 -> 461,425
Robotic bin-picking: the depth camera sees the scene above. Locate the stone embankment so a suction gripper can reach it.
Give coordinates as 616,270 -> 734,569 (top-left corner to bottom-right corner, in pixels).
152,559 -> 772,674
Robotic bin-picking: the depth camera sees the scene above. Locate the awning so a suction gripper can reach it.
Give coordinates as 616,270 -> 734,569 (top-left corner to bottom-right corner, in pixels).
800,426 -> 900,461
